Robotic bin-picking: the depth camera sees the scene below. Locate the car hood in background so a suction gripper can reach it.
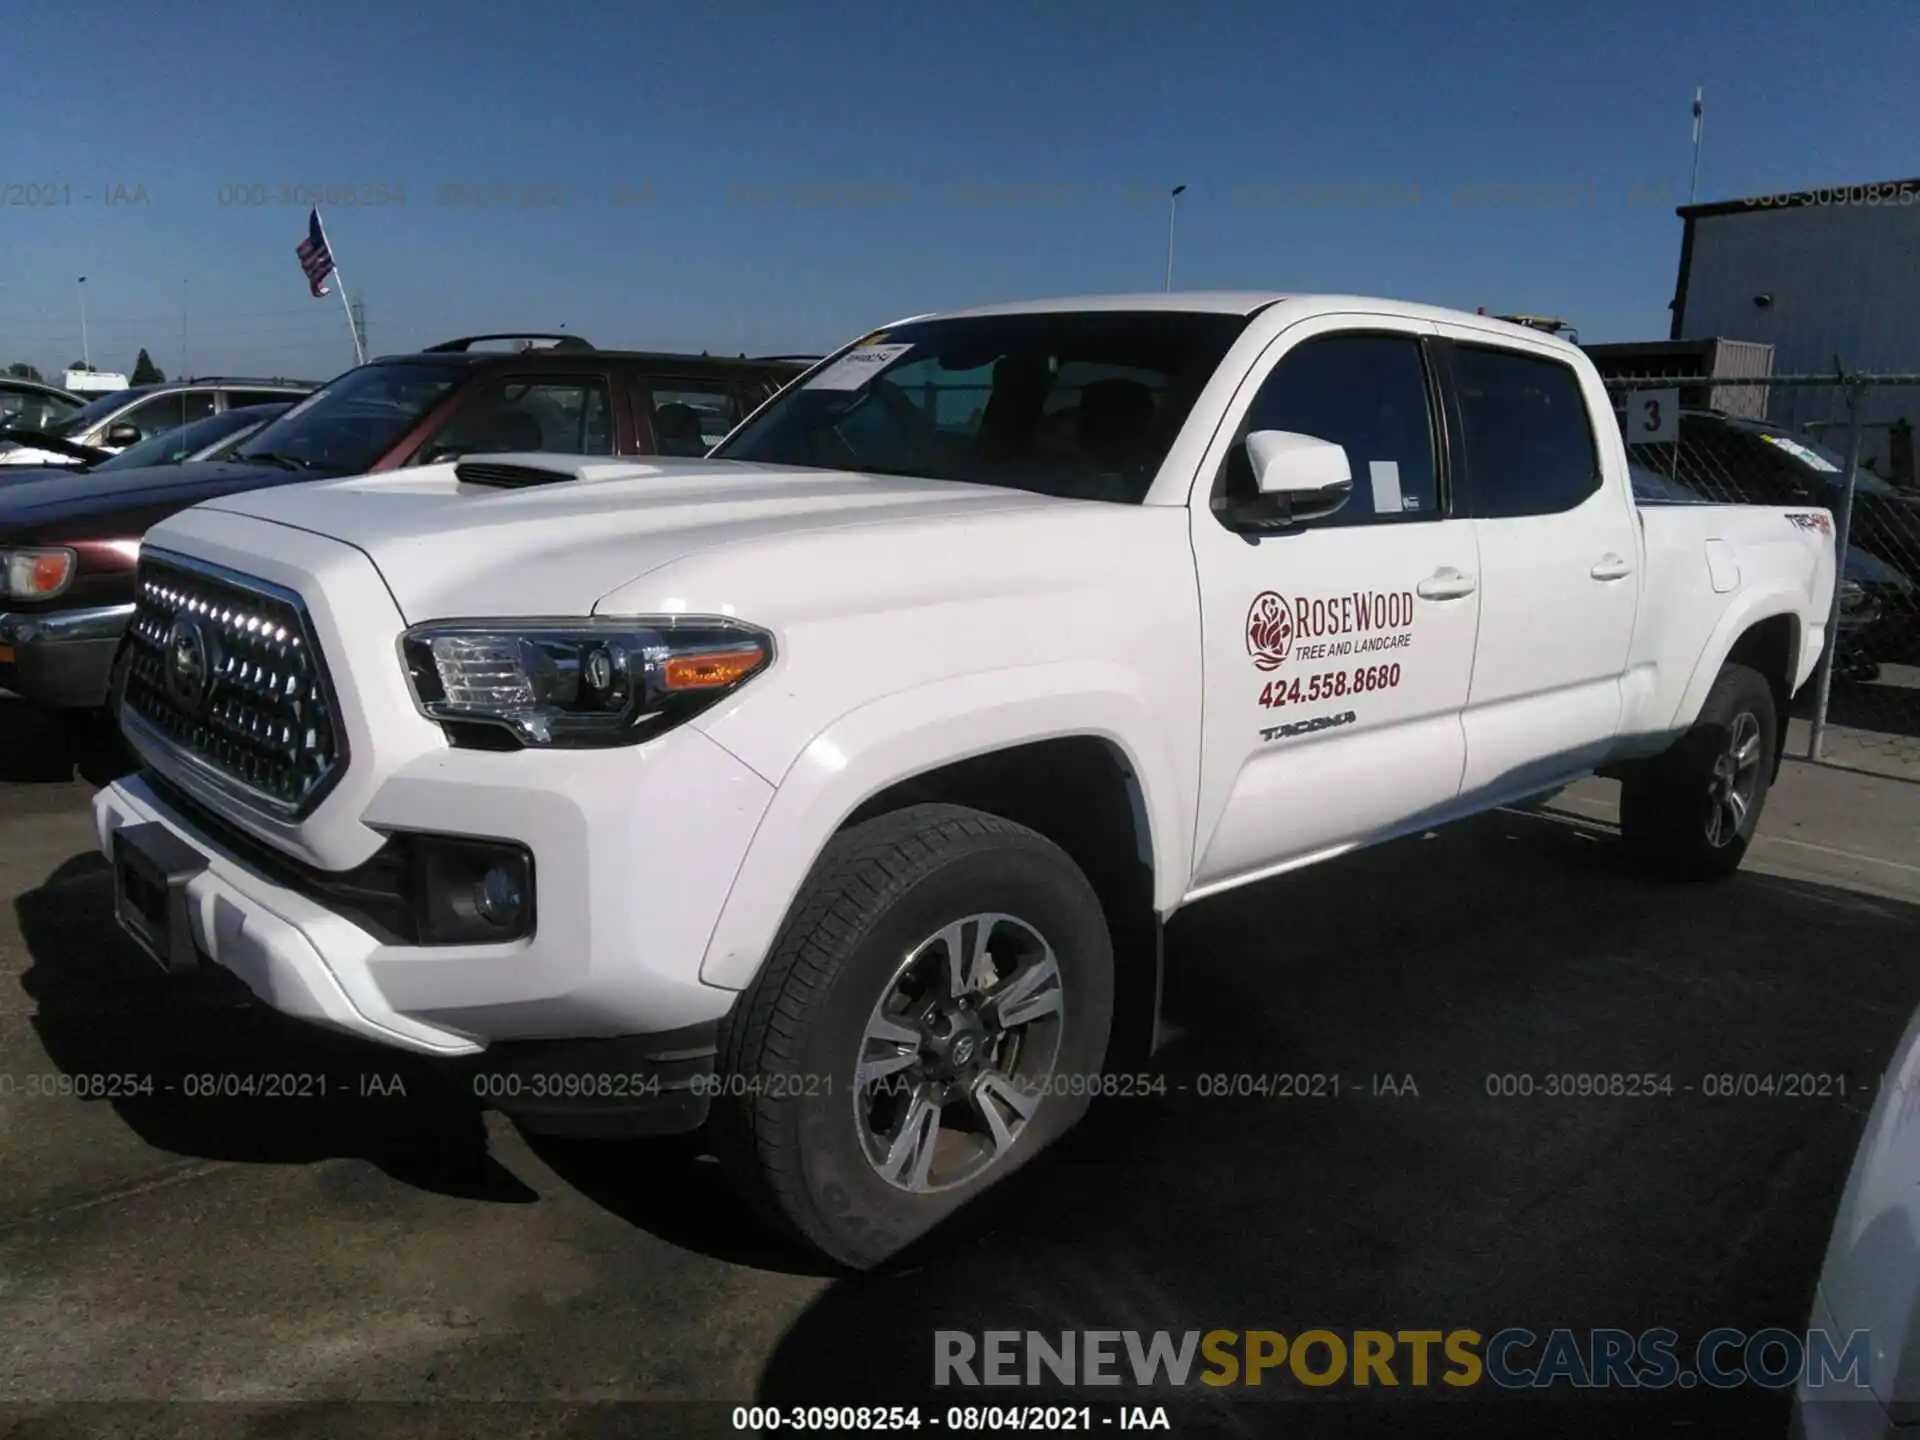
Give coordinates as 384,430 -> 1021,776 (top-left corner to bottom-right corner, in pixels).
0,462 -> 320,533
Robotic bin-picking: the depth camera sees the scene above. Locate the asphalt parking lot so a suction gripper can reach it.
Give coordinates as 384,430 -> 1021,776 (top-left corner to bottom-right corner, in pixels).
4,698 -> 1919,1439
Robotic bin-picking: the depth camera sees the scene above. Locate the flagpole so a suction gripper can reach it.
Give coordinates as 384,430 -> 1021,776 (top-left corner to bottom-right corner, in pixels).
314,209 -> 366,364
332,266 -> 366,364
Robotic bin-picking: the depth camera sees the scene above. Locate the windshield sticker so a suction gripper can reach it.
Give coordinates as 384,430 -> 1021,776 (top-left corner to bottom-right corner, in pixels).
1760,434 -> 1840,472
1785,511 -> 1833,534
805,343 -> 915,392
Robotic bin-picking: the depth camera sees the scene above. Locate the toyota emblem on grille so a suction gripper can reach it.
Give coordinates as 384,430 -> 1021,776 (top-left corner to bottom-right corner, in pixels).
164,618 -> 212,714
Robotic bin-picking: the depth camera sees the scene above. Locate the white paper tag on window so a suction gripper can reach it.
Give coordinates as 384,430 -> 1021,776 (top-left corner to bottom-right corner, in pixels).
805,343 -> 914,391
1368,460 -> 1404,514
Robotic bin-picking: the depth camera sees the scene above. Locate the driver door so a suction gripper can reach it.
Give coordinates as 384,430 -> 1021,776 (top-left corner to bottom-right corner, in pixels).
1186,317 -> 1480,895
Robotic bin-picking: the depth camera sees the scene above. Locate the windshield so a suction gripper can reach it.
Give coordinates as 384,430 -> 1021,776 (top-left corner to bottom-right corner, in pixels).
40,386 -> 149,438
92,406 -> 276,471
712,310 -> 1254,502
195,406 -> 288,459
1628,465 -> 1706,504
232,362 -> 464,473
1739,423 -> 1899,496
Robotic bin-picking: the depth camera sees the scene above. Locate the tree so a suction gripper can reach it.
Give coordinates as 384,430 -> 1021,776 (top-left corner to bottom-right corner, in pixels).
5,362 -> 43,382
131,348 -> 165,385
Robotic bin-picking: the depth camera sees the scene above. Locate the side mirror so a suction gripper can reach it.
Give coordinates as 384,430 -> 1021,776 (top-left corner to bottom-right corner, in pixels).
105,422 -> 142,448
1220,430 -> 1353,532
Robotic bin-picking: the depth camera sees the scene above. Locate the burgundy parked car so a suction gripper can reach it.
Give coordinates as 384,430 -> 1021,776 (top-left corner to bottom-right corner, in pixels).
0,334 -> 807,711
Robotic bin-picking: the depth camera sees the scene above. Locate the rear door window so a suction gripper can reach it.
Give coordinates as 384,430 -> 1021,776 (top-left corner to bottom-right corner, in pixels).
645,382 -> 744,456
115,389 -> 217,440
224,388 -> 303,410
1451,345 -> 1600,517
417,375 -> 616,460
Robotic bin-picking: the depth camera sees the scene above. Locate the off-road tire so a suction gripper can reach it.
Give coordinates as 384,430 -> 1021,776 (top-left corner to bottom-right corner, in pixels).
1620,662 -> 1778,880
711,803 -> 1114,1270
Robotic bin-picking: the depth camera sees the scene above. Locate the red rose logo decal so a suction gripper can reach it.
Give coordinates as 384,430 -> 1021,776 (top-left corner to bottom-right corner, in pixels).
1246,591 -> 1293,671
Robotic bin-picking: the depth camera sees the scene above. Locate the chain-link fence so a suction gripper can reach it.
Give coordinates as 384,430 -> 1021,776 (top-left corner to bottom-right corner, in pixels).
1605,371 -> 1920,779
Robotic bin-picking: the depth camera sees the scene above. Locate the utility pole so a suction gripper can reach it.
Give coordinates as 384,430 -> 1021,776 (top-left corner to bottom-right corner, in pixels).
77,276 -> 90,371
350,288 -> 367,364
181,278 -> 189,379
1688,87 -> 1705,206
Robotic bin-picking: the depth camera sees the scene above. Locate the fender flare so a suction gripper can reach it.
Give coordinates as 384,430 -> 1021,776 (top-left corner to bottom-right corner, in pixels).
696,662 -> 1190,991
1666,582 -> 1809,735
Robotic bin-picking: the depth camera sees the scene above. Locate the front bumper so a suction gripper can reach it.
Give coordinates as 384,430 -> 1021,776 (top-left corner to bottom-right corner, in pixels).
94,712 -> 775,1061
0,603 -> 134,709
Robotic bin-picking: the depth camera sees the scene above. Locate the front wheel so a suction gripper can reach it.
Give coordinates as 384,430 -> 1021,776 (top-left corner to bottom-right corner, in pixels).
1620,662 -> 1777,880
712,803 -> 1114,1269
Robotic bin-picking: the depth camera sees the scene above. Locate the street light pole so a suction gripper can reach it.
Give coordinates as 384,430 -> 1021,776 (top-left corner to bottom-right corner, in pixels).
77,276 -> 90,371
1165,184 -> 1186,292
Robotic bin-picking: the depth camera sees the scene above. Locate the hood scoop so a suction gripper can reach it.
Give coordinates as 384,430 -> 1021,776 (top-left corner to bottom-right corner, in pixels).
453,458 -> 582,489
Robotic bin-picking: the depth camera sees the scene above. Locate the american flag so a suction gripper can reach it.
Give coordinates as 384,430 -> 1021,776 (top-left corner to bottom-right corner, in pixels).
295,208 -> 336,297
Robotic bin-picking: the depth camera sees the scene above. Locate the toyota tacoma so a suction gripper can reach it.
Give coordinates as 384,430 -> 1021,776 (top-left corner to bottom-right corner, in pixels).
93,294 -> 1837,1267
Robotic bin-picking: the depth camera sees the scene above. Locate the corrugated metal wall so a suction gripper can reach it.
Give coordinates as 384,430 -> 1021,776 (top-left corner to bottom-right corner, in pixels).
1679,203 -> 1920,472
1708,339 -> 1775,420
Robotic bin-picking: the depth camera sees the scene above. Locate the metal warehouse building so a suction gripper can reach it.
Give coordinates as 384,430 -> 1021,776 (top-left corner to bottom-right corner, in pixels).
1669,179 -> 1920,479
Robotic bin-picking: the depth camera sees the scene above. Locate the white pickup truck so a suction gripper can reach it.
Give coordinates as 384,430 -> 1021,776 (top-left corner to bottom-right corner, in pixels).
95,293 -> 1836,1267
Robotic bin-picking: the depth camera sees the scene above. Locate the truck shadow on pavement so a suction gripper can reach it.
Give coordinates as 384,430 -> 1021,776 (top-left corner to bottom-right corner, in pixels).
14,852 -> 536,1204
742,806 -> 1920,1438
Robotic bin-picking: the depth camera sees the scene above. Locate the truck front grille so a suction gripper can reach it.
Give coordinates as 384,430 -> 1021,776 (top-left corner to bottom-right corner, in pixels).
121,551 -> 348,817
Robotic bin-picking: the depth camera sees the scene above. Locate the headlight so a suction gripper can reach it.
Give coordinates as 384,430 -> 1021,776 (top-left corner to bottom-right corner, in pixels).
400,616 -> 774,748
0,547 -> 77,600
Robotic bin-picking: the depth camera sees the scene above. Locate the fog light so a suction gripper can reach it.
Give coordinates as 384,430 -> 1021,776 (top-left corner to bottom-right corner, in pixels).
475,864 -> 526,927
409,837 -> 536,944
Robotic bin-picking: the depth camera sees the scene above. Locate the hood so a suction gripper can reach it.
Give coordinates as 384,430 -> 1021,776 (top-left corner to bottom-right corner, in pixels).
0,463 -> 92,485
0,446 -> 90,468
0,461 -> 307,533
190,456 -> 1078,620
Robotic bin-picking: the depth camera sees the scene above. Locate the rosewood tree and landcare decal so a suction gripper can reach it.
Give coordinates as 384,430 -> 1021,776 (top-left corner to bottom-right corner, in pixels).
1245,588 -> 1416,716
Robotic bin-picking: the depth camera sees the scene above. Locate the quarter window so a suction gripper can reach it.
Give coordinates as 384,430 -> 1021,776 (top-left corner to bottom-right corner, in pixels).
1453,345 -> 1600,517
649,385 -> 741,457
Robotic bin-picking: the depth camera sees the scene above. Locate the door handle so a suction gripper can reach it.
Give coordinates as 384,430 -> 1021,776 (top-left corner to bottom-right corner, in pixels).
1590,554 -> 1634,581
1416,567 -> 1477,600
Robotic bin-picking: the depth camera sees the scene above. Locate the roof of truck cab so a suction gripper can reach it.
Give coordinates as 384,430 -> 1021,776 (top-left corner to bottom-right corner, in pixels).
904,293 -> 1585,351
926,292 -> 1288,319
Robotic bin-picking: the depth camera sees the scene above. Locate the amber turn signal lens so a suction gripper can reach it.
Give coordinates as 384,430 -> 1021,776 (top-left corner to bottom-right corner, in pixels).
662,647 -> 766,691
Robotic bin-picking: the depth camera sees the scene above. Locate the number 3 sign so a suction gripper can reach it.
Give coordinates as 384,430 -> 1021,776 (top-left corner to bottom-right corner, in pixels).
1627,388 -> 1680,444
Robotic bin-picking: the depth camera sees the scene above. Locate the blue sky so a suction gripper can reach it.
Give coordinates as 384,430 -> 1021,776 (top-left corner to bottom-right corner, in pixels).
2,0 -> 1913,383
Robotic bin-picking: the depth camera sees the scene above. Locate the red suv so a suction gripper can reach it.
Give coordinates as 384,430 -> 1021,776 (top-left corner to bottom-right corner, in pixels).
0,334 -> 811,712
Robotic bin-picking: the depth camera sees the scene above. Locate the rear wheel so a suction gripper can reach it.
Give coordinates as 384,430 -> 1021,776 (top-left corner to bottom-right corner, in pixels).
1620,662 -> 1777,880
712,803 -> 1114,1269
